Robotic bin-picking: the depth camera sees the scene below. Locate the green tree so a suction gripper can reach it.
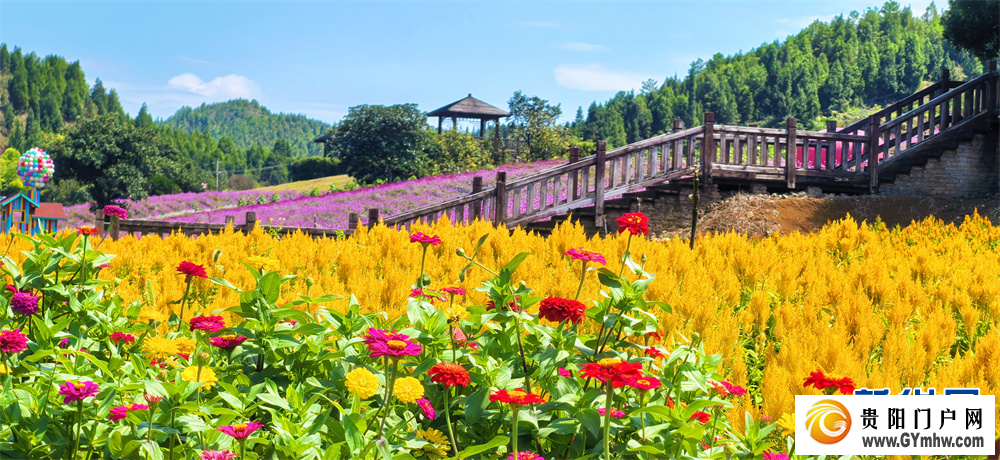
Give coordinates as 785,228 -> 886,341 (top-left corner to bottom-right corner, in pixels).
62,62 -> 87,122
0,148 -> 28,195
331,103 -> 428,183
8,48 -> 29,111
0,44 -> 9,72
49,114 -> 166,208
134,103 -> 155,129
942,0 -> 1000,62
506,91 -> 567,160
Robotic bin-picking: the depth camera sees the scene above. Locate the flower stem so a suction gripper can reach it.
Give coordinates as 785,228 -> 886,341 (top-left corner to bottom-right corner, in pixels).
514,318 -> 531,392
419,245 -> 428,287
176,280 -> 192,332
638,392 -> 647,441
376,362 -> 398,440
74,400 -> 83,460
573,261 -> 588,301
603,383 -> 613,460
448,323 -> 457,363
618,233 -> 633,278
147,405 -> 156,444
443,387 -> 459,454
512,407 -> 520,458
240,439 -> 246,460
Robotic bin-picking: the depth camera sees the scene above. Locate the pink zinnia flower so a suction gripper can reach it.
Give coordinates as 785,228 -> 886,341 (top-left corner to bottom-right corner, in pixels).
10,291 -> 39,316
598,407 -> 627,419
109,403 -> 148,421
762,451 -> 789,460
416,397 -> 436,420
59,381 -> 100,404
4,285 -> 30,294
177,261 -> 208,281
110,332 -> 136,345
409,232 -> 441,246
200,451 -> 238,460
508,452 -> 544,460
451,328 -> 467,346
210,336 -> 249,350
689,411 -> 711,424
59,337 -> 70,348
102,205 -> 129,220
144,394 -> 164,404
721,380 -> 746,396
410,288 -> 445,302
218,421 -> 264,439
558,368 -> 572,378
364,328 -> 422,359
564,247 -> 606,265
190,315 -> 226,332
441,286 -> 466,296
0,329 -> 28,353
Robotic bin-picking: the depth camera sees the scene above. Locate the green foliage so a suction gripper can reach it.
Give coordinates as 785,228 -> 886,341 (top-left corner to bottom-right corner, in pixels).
162,99 -> 330,158
288,157 -> 345,181
227,174 -> 256,191
425,130 -> 492,174
331,103 -> 428,184
0,147 -> 27,195
41,178 -> 91,205
506,91 -> 572,161
572,2 -> 984,140
942,0 -> 1000,62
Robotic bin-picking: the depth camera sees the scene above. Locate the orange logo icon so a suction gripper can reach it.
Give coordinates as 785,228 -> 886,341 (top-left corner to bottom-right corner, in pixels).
806,400 -> 852,444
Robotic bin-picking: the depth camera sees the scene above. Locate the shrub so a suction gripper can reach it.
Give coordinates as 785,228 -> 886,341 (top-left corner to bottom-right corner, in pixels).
227,174 -> 255,191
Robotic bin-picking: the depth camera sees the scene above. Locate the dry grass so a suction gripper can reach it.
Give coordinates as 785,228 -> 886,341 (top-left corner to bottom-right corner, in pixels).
255,175 -> 352,193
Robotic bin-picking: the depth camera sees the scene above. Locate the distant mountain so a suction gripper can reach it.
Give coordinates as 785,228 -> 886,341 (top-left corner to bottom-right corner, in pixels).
162,99 -> 331,157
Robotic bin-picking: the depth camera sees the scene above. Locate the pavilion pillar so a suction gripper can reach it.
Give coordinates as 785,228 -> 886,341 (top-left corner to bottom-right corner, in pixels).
480,118 -> 486,139
437,117 -> 443,134
452,117 -> 457,132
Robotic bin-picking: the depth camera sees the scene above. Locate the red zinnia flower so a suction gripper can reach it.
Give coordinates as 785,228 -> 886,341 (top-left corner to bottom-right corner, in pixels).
75,226 -> 100,236
409,232 -> 441,246
110,332 -> 136,345
721,380 -> 747,396
598,407 -> 627,419
833,377 -> 855,395
218,422 -> 264,439
109,403 -> 148,421
711,381 -> 730,398
428,362 -> 472,387
190,315 -> 226,332
564,247 -> 606,265
615,212 -> 650,235
489,389 -> 545,407
627,375 -> 662,392
646,330 -> 664,342
210,335 -> 249,350
59,381 -> 101,404
689,411 -> 711,424
538,296 -> 586,324
580,358 -> 644,387
486,296 -> 521,312
0,329 -> 28,353
803,370 -> 834,390
666,397 -> 675,409
364,328 -> 422,359
644,346 -> 664,358
177,261 -> 208,281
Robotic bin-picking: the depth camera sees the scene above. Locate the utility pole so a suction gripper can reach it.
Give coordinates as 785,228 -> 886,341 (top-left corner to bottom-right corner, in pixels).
215,159 -> 220,190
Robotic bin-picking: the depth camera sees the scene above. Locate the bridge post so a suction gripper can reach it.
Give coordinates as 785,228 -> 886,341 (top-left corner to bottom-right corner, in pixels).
673,119 -> 684,133
826,120 -> 838,170
594,140 -> 607,229
348,212 -> 359,232
367,208 -> 380,229
702,113 -> 715,179
471,176 -> 483,221
244,212 -> 257,234
867,115 -> 880,193
493,171 -> 507,227
569,147 -> 580,200
786,118 -> 797,189
940,68 -> 951,98
988,61 -> 998,113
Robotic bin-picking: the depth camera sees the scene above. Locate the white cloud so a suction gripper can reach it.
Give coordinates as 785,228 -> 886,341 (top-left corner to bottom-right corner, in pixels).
166,73 -> 260,99
557,41 -> 608,53
554,64 -> 646,92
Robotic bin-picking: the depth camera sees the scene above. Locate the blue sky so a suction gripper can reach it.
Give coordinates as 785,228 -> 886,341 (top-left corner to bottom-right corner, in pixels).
1,0 -> 937,125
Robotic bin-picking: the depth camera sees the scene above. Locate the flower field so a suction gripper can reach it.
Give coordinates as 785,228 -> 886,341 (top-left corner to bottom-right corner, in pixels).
64,160 -> 563,229
0,212 -> 998,459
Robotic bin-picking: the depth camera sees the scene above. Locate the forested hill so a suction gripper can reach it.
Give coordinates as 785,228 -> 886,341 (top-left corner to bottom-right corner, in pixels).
571,1 -> 985,148
162,100 -> 330,157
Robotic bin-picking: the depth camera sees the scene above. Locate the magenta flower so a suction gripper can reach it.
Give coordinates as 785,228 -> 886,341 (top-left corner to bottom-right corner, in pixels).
762,451 -> 789,460
564,247 -> 606,265
109,332 -> 136,345
59,338 -> 70,348
190,315 -> 226,332
721,380 -> 747,396
200,451 -> 238,460
210,335 -> 249,350
59,381 -> 100,404
109,403 -> 148,421
409,232 -> 441,246
410,288 -> 445,302
558,367 -> 572,378
416,397 -> 436,420
598,407 -> 627,419
218,421 -> 264,439
102,205 -> 129,220
508,452 -> 545,460
10,291 -> 39,316
0,329 -> 28,353
441,286 -> 466,296
364,328 -> 423,359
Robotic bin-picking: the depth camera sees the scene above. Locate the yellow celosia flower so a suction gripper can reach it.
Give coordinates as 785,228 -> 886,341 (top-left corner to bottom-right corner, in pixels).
0,363 -> 9,374
393,377 -> 424,404
245,256 -> 279,272
417,428 -> 448,446
181,365 -> 218,390
777,412 -> 795,436
137,306 -> 166,324
174,337 -> 196,355
345,368 -> 379,399
143,337 -> 180,360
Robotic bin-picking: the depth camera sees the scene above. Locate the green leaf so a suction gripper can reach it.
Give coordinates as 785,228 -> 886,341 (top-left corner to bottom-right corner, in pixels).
455,435 -> 508,458
464,388 -> 488,424
502,252 -> 532,274
257,393 -> 291,411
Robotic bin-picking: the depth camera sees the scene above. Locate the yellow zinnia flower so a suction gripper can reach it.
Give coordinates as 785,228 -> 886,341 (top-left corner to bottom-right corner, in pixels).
417,428 -> 448,446
413,443 -> 448,459
143,337 -> 180,360
174,337 -> 197,355
345,368 -> 379,399
181,365 -> 218,390
0,363 -> 9,374
777,412 -> 795,436
393,377 -> 424,404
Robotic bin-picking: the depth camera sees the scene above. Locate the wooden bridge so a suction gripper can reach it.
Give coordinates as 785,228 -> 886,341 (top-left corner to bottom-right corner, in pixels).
90,65 -> 997,241
383,65 -> 999,235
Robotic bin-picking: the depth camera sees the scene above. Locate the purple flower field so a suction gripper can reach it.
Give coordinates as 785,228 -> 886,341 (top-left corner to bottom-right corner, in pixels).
67,160 -> 563,228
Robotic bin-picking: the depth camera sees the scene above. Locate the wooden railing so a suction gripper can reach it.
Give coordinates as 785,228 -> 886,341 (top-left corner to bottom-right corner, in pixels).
93,211 -> 367,240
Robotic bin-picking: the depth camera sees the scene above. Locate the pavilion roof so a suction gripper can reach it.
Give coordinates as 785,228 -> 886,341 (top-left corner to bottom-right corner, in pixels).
427,94 -> 510,119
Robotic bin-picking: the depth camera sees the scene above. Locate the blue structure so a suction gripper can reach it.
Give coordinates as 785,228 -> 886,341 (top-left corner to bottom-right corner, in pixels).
0,189 -> 66,235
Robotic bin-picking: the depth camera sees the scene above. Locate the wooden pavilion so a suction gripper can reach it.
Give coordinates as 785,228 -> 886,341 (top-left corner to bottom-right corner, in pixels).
427,94 -> 510,143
